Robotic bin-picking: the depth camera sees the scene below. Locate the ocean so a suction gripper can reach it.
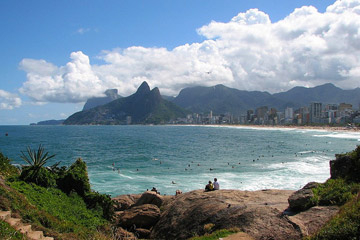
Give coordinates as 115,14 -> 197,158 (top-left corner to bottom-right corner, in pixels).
0,125 -> 359,197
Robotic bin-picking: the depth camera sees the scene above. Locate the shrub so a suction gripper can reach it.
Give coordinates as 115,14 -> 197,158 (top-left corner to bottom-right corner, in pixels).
57,158 -> 91,197
311,178 -> 360,206
20,166 -> 56,188
0,152 -> 19,178
84,191 -> 114,220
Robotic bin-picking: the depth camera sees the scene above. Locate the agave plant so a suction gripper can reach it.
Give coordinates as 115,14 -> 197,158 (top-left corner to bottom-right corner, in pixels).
20,144 -> 56,168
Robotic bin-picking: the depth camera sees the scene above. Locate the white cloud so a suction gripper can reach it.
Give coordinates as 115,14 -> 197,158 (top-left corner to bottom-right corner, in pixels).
19,0 -> 360,103
76,28 -> 91,34
19,51 -> 105,103
0,90 -> 22,110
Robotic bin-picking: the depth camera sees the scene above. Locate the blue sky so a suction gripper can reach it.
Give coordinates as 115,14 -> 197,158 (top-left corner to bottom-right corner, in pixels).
1,0 -> 360,125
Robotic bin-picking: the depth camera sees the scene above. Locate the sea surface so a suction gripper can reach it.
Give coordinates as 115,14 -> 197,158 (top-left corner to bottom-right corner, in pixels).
0,125 -> 359,197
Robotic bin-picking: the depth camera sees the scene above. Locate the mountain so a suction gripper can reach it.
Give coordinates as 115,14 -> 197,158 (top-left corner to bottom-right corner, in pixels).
171,83 -> 360,116
64,82 -> 188,125
172,84 -> 292,115
83,89 -> 121,111
273,83 -> 360,108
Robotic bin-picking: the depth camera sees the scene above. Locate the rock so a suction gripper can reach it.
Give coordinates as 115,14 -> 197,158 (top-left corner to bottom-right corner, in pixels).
116,204 -> 160,229
302,182 -> 320,189
113,227 -> 136,240
330,146 -> 360,182
112,194 -> 142,211
134,191 -> 164,208
134,228 -> 151,238
288,206 -> 339,237
150,189 -> 300,240
288,189 -> 316,211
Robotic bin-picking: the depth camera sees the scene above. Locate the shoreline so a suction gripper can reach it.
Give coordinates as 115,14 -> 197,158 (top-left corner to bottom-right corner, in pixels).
175,124 -> 360,133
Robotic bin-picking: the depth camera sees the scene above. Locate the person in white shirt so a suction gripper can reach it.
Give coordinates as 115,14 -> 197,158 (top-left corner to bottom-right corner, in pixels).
213,178 -> 219,190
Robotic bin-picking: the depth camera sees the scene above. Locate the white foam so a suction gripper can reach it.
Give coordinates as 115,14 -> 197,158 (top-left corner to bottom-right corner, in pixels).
313,132 -> 360,141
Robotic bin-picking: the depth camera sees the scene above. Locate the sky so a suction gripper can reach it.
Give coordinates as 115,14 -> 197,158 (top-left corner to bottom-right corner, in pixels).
1,0 -> 360,125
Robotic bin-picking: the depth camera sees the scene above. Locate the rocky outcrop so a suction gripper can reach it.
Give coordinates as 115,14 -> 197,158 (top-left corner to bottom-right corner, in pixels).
134,191 -> 163,208
150,189 -> 300,240
113,188 -> 340,239
287,206 -> 339,236
113,194 -> 142,211
288,189 -> 315,211
330,146 -> 360,182
116,204 -> 161,229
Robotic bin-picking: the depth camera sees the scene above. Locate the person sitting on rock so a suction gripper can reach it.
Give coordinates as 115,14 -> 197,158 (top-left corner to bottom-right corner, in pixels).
205,181 -> 214,191
151,187 -> 158,194
175,189 -> 182,196
213,178 -> 219,190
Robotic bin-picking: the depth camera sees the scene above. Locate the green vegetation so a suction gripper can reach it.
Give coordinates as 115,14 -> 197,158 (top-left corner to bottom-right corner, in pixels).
0,220 -> 25,240
0,152 -> 19,178
0,148 -> 113,239
307,146 -> 360,239
188,228 -> 240,240
311,178 -> 360,206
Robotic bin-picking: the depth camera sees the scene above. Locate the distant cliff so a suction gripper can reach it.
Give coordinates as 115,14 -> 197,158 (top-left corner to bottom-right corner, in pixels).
83,89 -> 121,111
64,82 -> 189,125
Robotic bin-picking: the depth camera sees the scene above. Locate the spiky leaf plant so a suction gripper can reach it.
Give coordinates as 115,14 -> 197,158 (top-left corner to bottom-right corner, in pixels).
20,144 -> 55,168
20,145 -> 57,187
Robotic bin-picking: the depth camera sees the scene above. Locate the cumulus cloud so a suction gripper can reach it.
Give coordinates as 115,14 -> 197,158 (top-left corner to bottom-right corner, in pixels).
19,0 -> 360,103
0,90 -> 22,110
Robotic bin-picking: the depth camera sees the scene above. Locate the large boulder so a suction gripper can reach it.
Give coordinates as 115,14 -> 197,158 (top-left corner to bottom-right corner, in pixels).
288,189 -> 316,211
150,189 -> 300,240
116,204 -> 160,229
112,194 -> 142,211
134,191 -> 164,208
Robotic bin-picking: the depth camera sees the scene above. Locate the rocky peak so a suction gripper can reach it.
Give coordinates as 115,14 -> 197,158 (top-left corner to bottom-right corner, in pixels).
104,89 -> 119,99
136,81 -> 151,95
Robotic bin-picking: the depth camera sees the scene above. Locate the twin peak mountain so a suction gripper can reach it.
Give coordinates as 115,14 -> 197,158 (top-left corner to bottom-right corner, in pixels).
64,82 -> 188,125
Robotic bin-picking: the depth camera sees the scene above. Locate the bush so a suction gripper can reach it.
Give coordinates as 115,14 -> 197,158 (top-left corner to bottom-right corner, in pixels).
57,158 -> 91,197
312,178 -> 360,206
0,153 -> 19,178
20,166 -> 56,188
84,191 -> 114,220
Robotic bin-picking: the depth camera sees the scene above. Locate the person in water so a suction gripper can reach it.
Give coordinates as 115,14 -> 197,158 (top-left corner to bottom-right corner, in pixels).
213,178 -> 219,190
205,181 -> 214,191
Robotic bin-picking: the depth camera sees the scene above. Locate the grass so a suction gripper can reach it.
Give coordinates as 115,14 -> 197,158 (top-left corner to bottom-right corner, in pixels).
188,228 -> 240,240
0,220 -> 25,240
0,152 -> 112,239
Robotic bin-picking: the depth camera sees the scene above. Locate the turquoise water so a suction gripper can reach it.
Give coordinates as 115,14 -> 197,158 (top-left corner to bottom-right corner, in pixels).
0,125 -> 359,196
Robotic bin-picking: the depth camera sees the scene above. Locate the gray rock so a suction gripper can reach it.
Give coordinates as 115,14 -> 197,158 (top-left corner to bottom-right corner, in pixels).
288,189 -> 316,211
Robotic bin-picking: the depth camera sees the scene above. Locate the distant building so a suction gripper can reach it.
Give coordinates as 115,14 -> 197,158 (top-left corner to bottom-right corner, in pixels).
310,102 -> 322,123
285,107 -> 294,124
